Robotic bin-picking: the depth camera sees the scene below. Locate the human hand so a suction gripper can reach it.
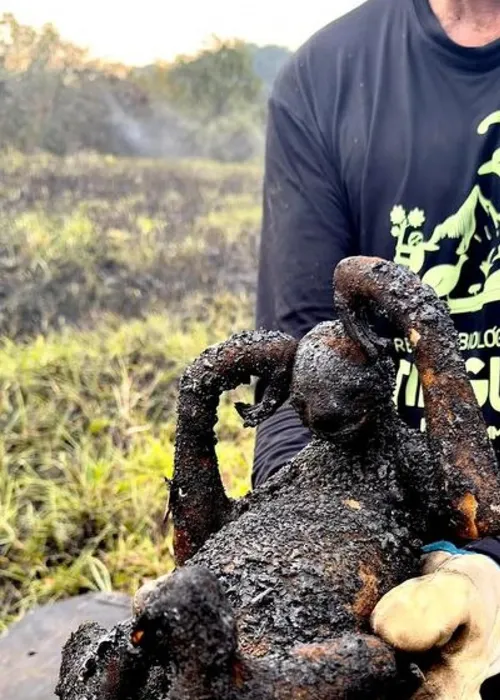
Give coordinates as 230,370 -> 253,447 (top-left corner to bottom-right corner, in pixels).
371,547 -> 500,699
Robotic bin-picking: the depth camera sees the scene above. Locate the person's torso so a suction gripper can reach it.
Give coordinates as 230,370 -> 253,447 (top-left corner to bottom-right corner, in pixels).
296,0 -> 500,445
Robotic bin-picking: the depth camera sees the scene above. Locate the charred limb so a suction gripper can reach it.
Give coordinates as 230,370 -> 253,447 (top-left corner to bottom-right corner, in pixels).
170,329 -> 297,565
333,256 -> 500,541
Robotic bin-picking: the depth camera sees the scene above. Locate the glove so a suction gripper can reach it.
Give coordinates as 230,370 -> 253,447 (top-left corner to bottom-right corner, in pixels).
371,545 -> 500,699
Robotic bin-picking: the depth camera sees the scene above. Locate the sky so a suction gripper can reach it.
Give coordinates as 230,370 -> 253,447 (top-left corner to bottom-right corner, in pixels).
7,0 -> 365,65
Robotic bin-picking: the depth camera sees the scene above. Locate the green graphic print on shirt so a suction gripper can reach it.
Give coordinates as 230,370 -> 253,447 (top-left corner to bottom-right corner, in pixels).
390,110 -> 500,442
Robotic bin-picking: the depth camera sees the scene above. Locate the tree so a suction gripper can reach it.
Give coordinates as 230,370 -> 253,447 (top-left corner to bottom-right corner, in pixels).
0,13 -> 89,152
248,43 -> 291,93
0,15 -> 273,161
165,37 -> 264,121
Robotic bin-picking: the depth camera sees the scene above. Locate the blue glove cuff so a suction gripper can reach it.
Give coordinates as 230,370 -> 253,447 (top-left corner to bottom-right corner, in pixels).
421,540 -> 474,557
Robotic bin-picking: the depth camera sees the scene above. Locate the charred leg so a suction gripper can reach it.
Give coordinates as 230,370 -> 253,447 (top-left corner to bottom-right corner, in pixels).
170,330 -> 298,565
334,256 -> 500,541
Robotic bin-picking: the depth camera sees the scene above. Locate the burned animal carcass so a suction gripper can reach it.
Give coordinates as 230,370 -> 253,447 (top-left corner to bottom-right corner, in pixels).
56,256 -> 500,700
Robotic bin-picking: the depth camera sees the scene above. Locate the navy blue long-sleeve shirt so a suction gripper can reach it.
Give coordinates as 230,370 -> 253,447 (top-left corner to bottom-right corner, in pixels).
253,2 -> 500,694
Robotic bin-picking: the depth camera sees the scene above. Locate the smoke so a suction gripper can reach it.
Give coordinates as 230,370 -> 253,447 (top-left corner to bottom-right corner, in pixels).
102,88 -> 264,162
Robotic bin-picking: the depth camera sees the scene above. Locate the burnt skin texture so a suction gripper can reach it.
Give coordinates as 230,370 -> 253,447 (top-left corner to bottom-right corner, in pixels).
56,257 -> 500,700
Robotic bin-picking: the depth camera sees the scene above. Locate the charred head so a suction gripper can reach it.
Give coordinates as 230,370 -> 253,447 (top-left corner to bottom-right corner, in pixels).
290,321 -> 395,440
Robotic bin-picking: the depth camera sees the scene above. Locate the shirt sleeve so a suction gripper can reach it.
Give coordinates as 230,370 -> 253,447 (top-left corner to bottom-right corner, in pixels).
252,63 -> 356,486
464,536 -> 500,568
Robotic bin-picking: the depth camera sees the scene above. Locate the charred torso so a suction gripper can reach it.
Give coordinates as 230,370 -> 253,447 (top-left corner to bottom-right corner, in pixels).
186,411 -> 432,656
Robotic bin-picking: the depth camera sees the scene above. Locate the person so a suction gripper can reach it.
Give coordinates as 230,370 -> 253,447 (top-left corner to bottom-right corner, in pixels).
253,0 -> 500,696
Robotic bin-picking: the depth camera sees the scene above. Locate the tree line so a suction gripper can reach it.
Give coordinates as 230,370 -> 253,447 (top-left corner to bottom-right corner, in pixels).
0,13 -> 291,161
